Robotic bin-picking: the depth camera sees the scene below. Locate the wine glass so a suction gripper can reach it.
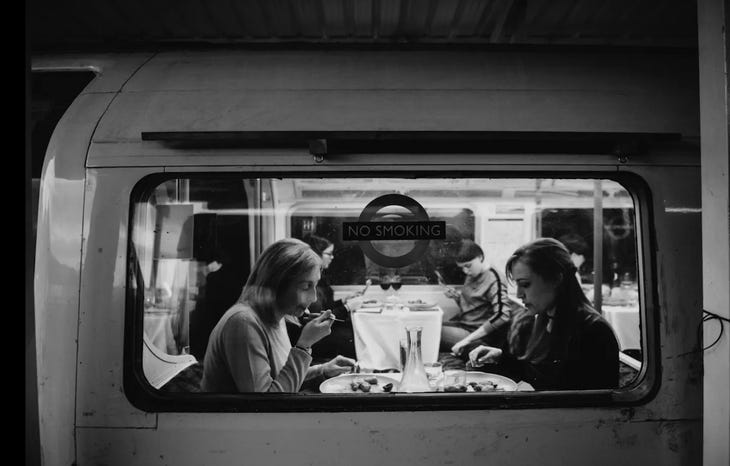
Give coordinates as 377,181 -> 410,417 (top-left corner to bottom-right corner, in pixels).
379,275 -> 391,300
390,272 -> 402,302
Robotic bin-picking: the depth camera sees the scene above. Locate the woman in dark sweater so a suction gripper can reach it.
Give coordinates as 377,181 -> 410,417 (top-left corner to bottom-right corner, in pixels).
468,237 -> 619,390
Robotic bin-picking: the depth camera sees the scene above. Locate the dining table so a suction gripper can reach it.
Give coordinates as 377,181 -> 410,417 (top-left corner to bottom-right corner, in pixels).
351,302 -> 443,370
144,307 -> 178,354
602,304 -> 641,351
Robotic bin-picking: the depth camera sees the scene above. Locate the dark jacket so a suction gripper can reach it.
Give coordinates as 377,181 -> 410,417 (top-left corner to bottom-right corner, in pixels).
499,304 -> 620,390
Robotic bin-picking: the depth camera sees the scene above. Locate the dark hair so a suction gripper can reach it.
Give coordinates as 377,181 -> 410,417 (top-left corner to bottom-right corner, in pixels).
455,240 -> 484,263
558,233 -> 588,256
506,237 -> 589,309
505,238 -> 593,362
240,238 -> 322,324
301,234 -> 333,257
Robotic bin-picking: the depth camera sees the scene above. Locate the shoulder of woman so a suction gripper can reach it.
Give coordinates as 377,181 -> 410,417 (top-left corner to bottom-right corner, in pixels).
561,304 -> 606,331
579,312 -> 619,344
222,304 -> 266,335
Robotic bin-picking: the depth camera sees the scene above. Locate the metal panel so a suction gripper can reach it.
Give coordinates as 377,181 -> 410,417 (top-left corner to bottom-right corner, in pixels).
34,92 -> 118,466
31,53 -> 154,95
81,50 -> 698,167
115,49 -> 697,93
76,416 -> 701,466
76,168 -> 159,428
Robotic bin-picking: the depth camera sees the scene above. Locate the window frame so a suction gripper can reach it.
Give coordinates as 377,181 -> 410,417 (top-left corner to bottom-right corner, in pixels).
123,170 -> 658,413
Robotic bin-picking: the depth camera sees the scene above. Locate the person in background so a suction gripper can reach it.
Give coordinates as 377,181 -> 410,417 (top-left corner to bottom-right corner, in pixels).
201,238 -> 356,392
440,240 -> 512,358
468,238 -> 619,390
287,234 -> 366,359
558,233 -> 588,285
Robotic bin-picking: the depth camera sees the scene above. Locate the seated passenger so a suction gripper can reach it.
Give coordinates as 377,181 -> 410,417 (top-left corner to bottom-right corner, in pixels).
468,238 -> 620,390
440,240 -> 512,358
201,238 -> 356,392
558,233 -> 588,285
287,234 -> 365,359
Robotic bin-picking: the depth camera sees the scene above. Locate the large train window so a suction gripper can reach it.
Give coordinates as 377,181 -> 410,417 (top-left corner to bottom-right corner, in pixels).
126,174 -> 648,411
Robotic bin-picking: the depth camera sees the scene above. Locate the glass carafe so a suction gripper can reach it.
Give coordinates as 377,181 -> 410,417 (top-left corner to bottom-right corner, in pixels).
398,326 -> 432,392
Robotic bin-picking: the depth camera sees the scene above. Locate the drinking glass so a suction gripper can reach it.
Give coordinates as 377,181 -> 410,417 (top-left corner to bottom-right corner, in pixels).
379,276 -> 391,297
444,369 -> 466,390
390,273 -> 402,302
423,362 -> 443,390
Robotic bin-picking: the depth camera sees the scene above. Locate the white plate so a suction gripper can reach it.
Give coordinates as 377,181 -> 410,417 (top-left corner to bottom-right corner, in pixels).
360,300 -> 383,308
406,300 -> 437,310
356,307 -> 382,314
443,372 -> 518,392
319,373 -> 400,394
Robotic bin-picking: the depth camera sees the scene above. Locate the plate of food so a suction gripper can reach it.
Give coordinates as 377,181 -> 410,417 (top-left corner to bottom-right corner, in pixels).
360,299 -> 383,308
319,373 -> 400,394
406,299 -> 437,310
443,372 -> 518,392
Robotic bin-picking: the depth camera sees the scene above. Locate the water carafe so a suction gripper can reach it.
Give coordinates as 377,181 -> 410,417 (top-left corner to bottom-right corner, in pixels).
398,326 -> 432,392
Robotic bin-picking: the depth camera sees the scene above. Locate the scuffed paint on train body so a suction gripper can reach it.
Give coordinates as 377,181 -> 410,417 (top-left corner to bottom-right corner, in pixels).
33,50 -> 702,466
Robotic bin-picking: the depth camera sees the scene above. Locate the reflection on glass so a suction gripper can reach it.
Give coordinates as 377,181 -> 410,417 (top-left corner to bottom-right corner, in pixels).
131,176 -> 642,391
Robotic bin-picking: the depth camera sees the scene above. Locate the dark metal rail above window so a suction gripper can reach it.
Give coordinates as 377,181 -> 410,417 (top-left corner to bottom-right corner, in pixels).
140,131 -> 681,156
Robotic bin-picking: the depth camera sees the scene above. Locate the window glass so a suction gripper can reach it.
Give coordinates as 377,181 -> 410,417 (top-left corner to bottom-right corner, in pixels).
129,176 -> 641,399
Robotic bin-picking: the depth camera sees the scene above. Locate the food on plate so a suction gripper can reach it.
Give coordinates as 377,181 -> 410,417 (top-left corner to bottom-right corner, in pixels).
444,384 -> 467,392
347,377 -> 374,392
363,299 -> 379,304
321,374 -> 400,393
462,381 -> 504,392
435,373 -> 514,393
406,299 -> 435,308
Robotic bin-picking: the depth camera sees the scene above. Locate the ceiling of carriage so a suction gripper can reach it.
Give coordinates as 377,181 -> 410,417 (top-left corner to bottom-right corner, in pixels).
29,0 -> 698,51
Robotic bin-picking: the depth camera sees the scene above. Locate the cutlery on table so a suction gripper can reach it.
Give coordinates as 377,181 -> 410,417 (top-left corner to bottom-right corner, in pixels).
307,312 -> 345,322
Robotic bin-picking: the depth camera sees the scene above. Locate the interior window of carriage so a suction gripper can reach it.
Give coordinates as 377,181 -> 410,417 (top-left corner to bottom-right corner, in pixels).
128,175 -> 645,408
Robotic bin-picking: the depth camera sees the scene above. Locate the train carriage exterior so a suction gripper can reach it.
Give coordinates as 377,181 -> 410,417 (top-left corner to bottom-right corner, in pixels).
30,42 -> 726,466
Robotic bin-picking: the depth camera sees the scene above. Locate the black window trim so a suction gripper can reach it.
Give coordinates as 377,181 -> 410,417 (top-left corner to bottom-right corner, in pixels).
123,169 -> 658,413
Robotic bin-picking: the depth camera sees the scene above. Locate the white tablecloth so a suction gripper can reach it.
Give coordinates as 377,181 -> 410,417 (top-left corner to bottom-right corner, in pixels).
351,307 -> 443,370
602,305 -> 640,351
144,311 -> 177,354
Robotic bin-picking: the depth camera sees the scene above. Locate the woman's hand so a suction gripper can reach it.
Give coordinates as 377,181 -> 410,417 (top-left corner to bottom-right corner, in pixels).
322,355 -> 357,378
345,296 -> 364,312
451,338 -> 471,356
297,310 -> 334,348
468,345 -> 503,367
444,287 -> 459,300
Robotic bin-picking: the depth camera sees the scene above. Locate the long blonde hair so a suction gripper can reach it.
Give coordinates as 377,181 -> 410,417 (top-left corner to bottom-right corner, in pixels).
240,238 -> 322,324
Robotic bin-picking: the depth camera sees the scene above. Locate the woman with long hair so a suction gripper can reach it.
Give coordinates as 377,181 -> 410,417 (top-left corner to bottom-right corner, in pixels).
287,234 -> 365,359
468,238 -> 619,390
201,238 -> 356,392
